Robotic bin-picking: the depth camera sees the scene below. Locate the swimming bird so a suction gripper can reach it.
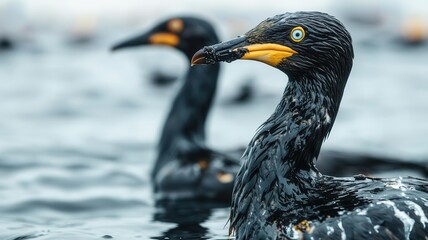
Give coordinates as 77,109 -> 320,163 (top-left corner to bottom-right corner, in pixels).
112,17 -> 240,202
192,11 -> 428,239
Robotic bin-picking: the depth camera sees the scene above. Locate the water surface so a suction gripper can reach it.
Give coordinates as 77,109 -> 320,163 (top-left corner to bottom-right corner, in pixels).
1,16 -> 428,239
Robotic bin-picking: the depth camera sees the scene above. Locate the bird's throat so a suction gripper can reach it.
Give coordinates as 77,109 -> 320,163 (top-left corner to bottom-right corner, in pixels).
249,76 -> 340,178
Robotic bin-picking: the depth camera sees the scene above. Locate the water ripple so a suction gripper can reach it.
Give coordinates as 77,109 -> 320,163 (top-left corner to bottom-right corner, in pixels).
3,198 -> 148,215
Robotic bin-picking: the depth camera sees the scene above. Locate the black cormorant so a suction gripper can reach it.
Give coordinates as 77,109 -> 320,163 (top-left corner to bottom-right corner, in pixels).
112,17 -> 240,202
192,11 -> 428,239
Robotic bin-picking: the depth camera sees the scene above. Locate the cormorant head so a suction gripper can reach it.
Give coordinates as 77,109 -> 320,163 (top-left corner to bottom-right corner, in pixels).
112,17 -> 219,59
192,12 -> 353,81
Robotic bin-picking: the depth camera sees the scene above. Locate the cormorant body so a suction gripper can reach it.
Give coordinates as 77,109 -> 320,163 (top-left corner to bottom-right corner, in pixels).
192,11 -> 428,239
112,17 -> 240,202
317,150 -> 428,177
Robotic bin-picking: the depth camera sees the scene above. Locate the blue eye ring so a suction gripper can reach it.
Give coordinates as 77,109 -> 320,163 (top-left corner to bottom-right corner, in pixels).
290,26 -> 305,42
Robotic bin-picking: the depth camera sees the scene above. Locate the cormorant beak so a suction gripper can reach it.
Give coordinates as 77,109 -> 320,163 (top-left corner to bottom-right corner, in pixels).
191,36 -> 297,67
111,32 -> 179,51
191,36 -> 249,65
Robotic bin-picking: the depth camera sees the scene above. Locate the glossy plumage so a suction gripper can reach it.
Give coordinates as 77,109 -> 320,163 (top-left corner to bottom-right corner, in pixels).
192,11 -> 428,239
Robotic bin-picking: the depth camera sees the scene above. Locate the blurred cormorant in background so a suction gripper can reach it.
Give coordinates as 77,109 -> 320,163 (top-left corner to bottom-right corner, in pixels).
192,11 -> 428,239
113,17 -> 240,202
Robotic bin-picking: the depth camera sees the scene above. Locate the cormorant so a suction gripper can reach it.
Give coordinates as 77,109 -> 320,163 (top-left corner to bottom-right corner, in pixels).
112,17 -> 241,202
192,11 -> 428,239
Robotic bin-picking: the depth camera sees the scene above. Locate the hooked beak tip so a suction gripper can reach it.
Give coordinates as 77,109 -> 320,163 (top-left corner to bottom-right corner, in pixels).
191,48 -> 207,65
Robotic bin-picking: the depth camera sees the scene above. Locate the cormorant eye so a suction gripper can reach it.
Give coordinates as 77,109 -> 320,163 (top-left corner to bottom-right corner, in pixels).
167,19 -> 184,33
290,26 -> 305,42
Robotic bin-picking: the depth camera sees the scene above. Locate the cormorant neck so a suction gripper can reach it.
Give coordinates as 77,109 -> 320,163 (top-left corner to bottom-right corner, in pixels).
273,71 -> 345,171
230,70 -> 348,237
154,63 -> 220,171
244,69 -> 346,181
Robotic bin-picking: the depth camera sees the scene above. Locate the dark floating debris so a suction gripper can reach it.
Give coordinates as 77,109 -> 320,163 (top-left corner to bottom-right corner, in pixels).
0,37 -> 14,50
149,70 -> 179,87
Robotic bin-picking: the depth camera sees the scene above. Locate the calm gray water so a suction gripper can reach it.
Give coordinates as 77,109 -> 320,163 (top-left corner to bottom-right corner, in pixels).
1,16 -> 428,240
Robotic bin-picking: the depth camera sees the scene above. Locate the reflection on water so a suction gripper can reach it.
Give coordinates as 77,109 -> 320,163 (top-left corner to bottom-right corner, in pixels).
153,225 -> 209,240
152,201 -> 230,239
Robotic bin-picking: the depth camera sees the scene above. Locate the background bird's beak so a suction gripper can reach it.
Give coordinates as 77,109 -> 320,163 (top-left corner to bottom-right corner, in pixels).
111,32 -> 150,51
191,36 -> 298,67
111,32 -> 179,51
191,36 -> 249,65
